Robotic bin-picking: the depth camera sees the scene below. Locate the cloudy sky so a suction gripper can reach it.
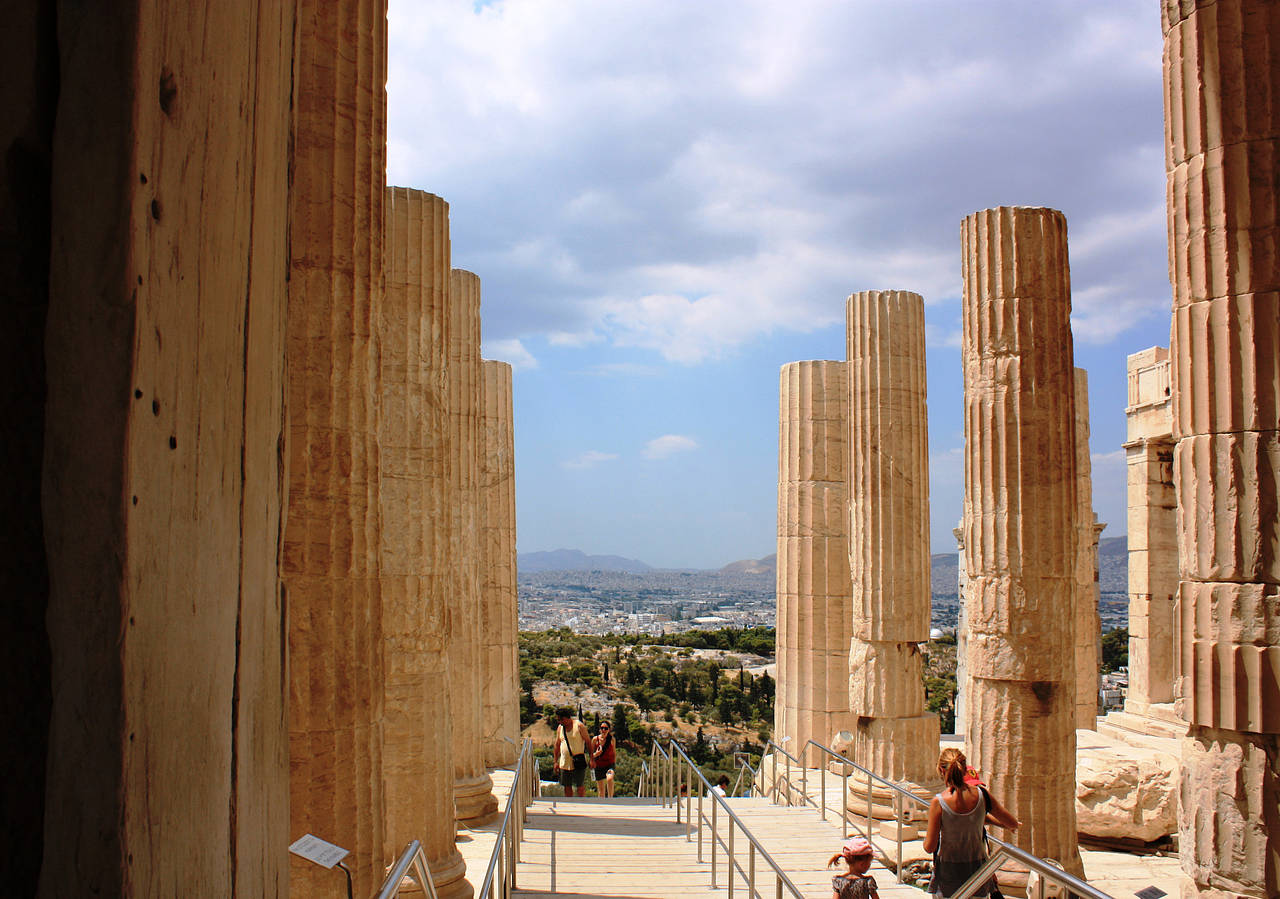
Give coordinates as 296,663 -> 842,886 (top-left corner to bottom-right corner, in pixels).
387,0 -> 1171,569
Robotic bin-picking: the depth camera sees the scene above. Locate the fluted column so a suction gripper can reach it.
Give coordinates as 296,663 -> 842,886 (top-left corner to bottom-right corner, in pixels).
1164,3 -> 1280,895
845,290 -> 939,782
39,2 -> 294,893
481,360 -> 519,767
1073,368 -> 1102,730
449,270 -> 499,822
954,521 -> 970,736
381,188 -> 470,898
775,361 -> 856,755
961,206 -> 1082,875
285,2 -> 388,894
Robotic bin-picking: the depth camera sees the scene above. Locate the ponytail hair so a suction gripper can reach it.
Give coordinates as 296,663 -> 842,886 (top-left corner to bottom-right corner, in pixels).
937,747 -> 967,792
827,852 -> 845,868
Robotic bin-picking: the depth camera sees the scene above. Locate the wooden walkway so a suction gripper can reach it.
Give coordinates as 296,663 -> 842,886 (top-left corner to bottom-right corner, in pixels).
511,795 -> 923,899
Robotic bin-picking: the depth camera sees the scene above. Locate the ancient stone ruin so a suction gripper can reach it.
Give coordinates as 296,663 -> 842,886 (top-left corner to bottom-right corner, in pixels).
775,361 -> 857,754
7,1 -> 1279,896
960,205 -> 1083,877
846,290 -> 939,786
1164,2 -> 1280,895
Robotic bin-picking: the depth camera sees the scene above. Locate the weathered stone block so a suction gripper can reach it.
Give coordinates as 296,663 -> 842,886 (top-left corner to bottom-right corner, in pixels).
1179,729 -> 1280,897
848,641 -> 925,718
1075,746 -> 1178,842
1176,581 -> 1280,733
1174,433 -> 1280,584
851,714 -> 940,785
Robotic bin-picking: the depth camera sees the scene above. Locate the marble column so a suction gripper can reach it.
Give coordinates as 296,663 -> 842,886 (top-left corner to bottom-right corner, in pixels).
449,269 -> 499,822
1123,348 -> 1178,716
1073,368 -> 1103,730
481,360 -> 519,767
776,361 -> 857,756
845,290 -> 939,782
284,2 -> 388,894
1164,3 -> 1280,895
381,188 -> 470,898
961,206 -> 1082,875
39,2 -> 294,892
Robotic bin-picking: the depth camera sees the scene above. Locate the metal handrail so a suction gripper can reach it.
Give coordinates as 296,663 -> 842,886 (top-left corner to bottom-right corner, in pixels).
374,840 -> 439,899
476,738 -> 538,899
649,739 -> 806,898
755,740 -> 821,812
637,758 -> 651,798
799,739 -> 1115,899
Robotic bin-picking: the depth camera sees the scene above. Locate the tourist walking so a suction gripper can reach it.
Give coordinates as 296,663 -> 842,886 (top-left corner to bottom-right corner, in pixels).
922,748 -> 1020,897
591,721 -> 616,797
827,836 -> 878,899
552,707 -> 592,797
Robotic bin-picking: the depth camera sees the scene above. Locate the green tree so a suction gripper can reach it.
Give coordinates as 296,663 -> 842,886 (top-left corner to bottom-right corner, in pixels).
611,703 -> 631,742
1101,627 -> 1129,673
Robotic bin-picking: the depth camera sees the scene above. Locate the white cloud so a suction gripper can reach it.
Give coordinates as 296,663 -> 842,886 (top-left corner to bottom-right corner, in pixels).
642,434 -> 699,460
563,450 -> 618,469
483,338 -> 538,371
388,0 -> 1167,362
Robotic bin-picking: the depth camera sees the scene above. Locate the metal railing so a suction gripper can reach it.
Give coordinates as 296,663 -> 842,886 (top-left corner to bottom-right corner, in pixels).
476,738 -> 539,899
637,757 -> 651,798
643,739 -> 805,899
750,739 -> 1114,899
374,840 -> 440,899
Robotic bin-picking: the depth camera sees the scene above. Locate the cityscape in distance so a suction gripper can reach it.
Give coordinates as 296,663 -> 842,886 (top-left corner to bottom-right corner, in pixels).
518,536 -> 1130,636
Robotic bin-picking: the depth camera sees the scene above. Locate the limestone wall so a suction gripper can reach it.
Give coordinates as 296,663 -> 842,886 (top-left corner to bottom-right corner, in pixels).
40,1 -> 295,893
449,270 -> 499,822
1073,369 -> 1102,729
481,360 -> 519,767
285,1 -> 389,894
381,188 -> 469,897
776,361 -> 856,755
845,290 -> 938,782
960,206 -> 1082,875
1124,348 -> 1177,715
1165,5 -> 1280,893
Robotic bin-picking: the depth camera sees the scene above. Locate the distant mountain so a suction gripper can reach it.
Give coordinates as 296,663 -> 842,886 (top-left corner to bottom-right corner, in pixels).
518,549 -> 653,573
1097,535 -> 1127,593
930,552 -> 959,595
719,554 -> 776,576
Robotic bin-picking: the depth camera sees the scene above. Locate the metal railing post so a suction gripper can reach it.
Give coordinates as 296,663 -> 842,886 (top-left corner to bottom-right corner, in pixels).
820,760 -> 827,821
784,753 -> 791,806
749,840 -> 756,897
697,781 -> 704,862
894,790 -> 903,884
710,792 -> 718,889
771,751 -> 778,804
727,816 -> 735,899
801,742 -> 808,807
864,770 -> 873,839
841,764 -> 849,838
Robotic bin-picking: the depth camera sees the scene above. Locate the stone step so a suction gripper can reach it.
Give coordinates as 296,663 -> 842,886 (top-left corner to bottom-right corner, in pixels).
1095,714 -> 1185,749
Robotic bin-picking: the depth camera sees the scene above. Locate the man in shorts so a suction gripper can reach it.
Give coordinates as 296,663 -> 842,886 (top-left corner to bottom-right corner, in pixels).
553,708 -> 591,797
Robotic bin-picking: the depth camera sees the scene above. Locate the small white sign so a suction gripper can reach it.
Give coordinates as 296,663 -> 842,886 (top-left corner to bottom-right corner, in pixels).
289,834 -> 350,869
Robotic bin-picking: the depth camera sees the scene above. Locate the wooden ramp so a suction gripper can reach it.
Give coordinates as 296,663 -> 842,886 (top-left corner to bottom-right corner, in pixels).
511,795 -> 923,899
513,797 -> 722,898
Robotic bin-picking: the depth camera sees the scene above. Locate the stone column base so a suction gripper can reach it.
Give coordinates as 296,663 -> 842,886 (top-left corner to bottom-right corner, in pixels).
454,772 -> 499,823
427,848 -> 473,899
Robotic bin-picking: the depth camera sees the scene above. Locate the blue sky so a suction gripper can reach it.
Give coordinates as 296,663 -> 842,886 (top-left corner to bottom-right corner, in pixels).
388,0 -> 1170,569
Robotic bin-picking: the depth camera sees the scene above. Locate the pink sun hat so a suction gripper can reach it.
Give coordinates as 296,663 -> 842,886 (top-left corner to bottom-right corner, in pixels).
841,836 -> 873,859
